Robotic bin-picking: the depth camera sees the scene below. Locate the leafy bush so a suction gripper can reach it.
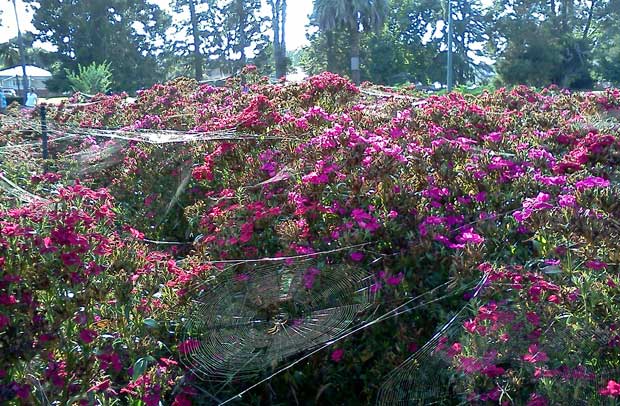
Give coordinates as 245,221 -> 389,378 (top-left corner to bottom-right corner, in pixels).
66,61 -> 113,95
1,73 -> 620,404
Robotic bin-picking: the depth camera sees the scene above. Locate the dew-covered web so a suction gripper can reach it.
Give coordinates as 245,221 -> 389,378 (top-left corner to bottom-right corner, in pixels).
173,253 -> 487,405
376,275 -> 488,406
376,284 -> 620,406
180,256 -> 377,382
0,112 -> 297,242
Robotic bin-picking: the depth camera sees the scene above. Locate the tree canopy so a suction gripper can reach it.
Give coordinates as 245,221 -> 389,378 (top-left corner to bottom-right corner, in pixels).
1,0 -> 620,91
25,0 -> 171,91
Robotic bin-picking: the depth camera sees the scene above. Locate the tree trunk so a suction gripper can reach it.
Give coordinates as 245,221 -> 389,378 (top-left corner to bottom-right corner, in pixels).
582,0 -> 597,40
326,31 -> 335,72
561,0 -> 568,32
277,0 -> 287,79
188,0 -> 203,81
350,25 -> 361,85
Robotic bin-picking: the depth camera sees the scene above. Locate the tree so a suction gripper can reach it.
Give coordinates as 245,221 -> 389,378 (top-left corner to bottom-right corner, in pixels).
488,0 -> 619,88
218,0 -> 269,73
0,42 -> 20,68
267,0 -> 287,80
300,26 -> 353,77
26,0 -> 171,92
167,0 -> 223,80
446,0 -> 492,85
187,0 -> 204,81
0,33 -> 59,70
312,0 -> 388,85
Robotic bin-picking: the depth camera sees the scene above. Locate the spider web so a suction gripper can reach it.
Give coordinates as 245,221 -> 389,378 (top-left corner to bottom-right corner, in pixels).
0,115 -> 299,243
376,292 -> 620,406
180,256 -> 377,382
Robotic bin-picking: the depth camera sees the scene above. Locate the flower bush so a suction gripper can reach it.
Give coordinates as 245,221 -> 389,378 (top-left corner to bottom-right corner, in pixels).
1,72 -> 620,404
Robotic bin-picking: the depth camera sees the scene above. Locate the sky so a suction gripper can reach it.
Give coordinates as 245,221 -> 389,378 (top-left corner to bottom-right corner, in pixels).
0,0 -> 315,51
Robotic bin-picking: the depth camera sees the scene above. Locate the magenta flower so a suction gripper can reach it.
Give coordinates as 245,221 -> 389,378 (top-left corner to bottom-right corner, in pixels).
526,312 -> 540,326
456,227 -> 485,244
79,329 -> 98,344
178,339 -> 201,354
575,176 -> 610,191
558,194 -> 576,208
585,259 -> 607,270
514,192 -> 553,222
331,348 -> 344,363
600,380 -> 620,397
522,344 -> 549,364
527,393 -> 549,406
351,208 -> 381,232
459,357 -> 482,374
482,364 -> 505,378
60,251 -> 82,267
11,383 -> 31,399
303,267 -> 321,289
238,222 -> 254,243
385,272 -> 404,286
350,252 -> 364,262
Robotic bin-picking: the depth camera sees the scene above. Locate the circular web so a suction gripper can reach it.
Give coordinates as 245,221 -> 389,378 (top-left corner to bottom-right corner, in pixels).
376,298 -> 619,406
181,258 -> 376,381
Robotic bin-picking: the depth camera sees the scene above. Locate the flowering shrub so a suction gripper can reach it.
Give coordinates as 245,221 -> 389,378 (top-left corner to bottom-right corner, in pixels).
1,73 -> 620,404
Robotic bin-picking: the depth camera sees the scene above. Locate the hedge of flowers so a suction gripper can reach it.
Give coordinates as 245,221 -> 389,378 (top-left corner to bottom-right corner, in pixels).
1,68 -> 619,404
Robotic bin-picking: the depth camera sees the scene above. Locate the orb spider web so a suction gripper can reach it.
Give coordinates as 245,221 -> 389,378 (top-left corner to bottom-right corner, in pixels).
180,256 -> 377,382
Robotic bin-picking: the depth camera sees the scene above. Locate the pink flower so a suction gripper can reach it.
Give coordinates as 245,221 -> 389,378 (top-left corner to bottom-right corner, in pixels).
331,348 -> 344,363
585,260 -> 607,270
350,252 -> 364,262
600,380 -> 620,397
129,227 -> 144,239
575,176 -> 610,191
178,339 -> 201,354
238,222 -> 254,243
88,379 -> 111,393
456,227 -> 485,244
527,393 -> 549,406
558,194 -> 576,208
385,272 -> 404,286
522,344 -> 549,363
79,329 -> 98,344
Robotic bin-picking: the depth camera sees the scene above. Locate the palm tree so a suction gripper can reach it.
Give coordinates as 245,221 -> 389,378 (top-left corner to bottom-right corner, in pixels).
0,42 -> 20,68
312,0 -> 388,85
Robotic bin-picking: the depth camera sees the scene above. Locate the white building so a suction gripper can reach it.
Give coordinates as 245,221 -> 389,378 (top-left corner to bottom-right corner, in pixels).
0,65 -> 52,95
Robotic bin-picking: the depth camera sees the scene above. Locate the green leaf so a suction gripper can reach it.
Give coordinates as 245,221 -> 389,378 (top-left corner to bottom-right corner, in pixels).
143,318 -> 159,328
132,356 -> 156,380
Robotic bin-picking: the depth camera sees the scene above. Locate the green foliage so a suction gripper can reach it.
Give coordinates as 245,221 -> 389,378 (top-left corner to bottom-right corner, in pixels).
26,0 -> 171,92
66,61 -> 113,95
487,0 -> 620,89
0,32 -> 59,71
303,0 -> 491,86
